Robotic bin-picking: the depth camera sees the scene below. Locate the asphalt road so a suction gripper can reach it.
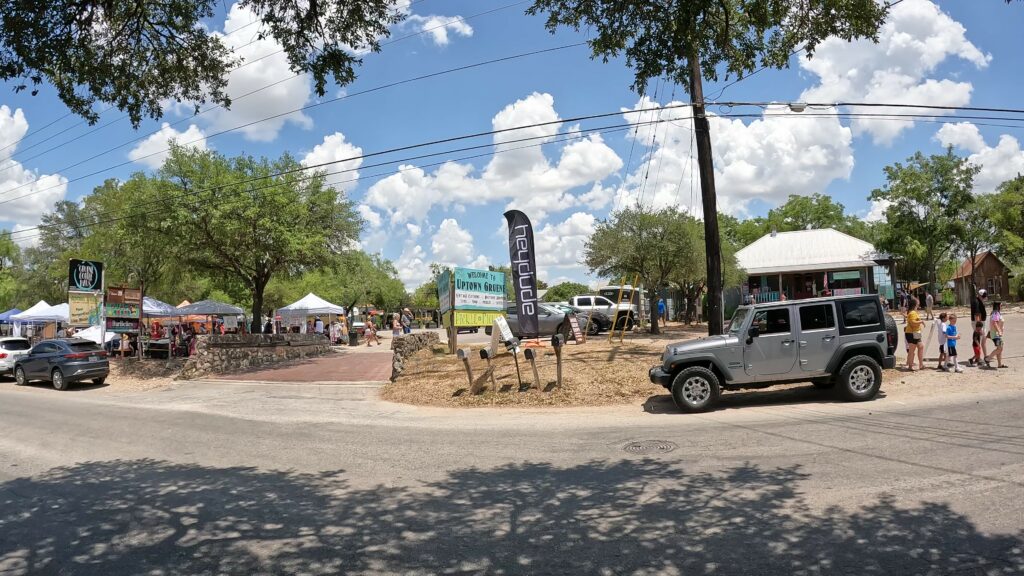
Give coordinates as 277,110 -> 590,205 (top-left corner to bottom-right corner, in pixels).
1,371 -> 1022,576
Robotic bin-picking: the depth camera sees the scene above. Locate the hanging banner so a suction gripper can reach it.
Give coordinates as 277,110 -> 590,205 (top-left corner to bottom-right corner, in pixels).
504,209 -> 539,338
68,291 -> 103,327
68,259 -> 103,292
453,267 -> 505,311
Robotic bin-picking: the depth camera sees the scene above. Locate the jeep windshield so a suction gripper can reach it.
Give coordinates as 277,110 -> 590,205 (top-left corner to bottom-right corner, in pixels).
727,307 -> 751,334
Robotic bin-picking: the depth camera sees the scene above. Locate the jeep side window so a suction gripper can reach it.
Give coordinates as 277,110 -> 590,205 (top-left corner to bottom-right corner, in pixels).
594,297 -> 612,306
576,297 -> 592,307
799,304 -> 835,331
752,308 -> 791,335
840,300 -> 880,327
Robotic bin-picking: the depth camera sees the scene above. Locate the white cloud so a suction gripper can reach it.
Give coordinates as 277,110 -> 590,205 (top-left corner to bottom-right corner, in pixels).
615,99 -> 854,216
864,199 -> 891,223
301,132 -> 363,192
936,123 -> 1024,194
395,244 -> 430,290
128,123 -> 208,169
0,106 -> 68,234
406,223 -> 421,239
364,92 -> 623,225
206,3 -> 313,142
357,204 -> 382,228
799,0 -> 990,145
533,212 -> 596,279
406,15 -> 473,46
431,218 -> 474,266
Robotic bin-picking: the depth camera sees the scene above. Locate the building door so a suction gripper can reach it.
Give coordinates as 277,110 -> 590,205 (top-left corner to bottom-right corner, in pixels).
745,307 -> 798,378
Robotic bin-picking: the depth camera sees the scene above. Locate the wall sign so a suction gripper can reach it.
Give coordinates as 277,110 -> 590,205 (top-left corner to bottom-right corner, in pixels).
68,291 -> 103,327
453,267 -> 505,311
68,259 -> 103,292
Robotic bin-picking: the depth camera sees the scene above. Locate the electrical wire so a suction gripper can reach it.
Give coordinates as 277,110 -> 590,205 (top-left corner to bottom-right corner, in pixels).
0,42 -> 588,206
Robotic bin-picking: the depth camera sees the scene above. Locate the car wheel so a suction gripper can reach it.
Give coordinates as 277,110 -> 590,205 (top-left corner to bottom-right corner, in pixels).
586,320 -> 600,336
14,366 -> 28,386
51,368 -> 69,391
811,378 -> 835,389
92,377 -> 106,386
670,366 -> 721,413
837,355 -> 882,401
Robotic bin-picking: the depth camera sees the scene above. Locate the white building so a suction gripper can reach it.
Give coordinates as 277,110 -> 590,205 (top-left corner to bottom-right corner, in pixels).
736,229 -> 893,303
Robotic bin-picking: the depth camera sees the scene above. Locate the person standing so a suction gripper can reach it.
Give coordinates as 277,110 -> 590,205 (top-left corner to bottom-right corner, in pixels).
985,301 -> 1005,368
925,291 -> 934,320
263,317 -> 273,334
314,316 -> 324,335
401,308 -> 413,334
339,316 -> 349,345
971,288 -> 988,359
945,313 -> 963,373
904,296 -> 924,371
935,312 -> 949,371
657,298 -> 667,327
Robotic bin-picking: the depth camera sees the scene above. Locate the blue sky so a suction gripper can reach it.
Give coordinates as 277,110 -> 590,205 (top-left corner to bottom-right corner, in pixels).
1,0 -> 1022,291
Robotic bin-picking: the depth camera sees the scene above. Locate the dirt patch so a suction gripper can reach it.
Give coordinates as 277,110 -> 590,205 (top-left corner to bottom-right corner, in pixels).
381,323 -> 706,408
101,359 -> 183,392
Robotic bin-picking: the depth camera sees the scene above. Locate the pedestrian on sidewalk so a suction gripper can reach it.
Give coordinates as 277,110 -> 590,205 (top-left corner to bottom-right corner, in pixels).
969,321 -> 984,367
401,308 -> 413,334
364,321 -> 380,347
925,291 -> 934,320
935,312 -> 948,371
391,313 -> 402,338
985,301 -> 1005,368
904,296 -> 924,371
945,313 -> 963,373
339,316 -> 349,345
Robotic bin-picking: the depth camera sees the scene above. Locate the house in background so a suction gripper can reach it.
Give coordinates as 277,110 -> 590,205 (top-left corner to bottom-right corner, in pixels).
736,229 -> 894,303
951,251 -> 1012,304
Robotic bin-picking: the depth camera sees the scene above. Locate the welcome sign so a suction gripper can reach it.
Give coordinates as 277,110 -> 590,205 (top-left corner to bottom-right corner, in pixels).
453,268 -> 506,311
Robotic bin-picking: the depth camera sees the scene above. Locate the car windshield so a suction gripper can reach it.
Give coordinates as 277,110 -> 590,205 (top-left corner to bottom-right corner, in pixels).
1,339 -> 30,351
728,307 -> 751,334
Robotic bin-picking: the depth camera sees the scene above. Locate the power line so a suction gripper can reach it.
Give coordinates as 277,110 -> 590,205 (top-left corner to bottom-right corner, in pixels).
0,0 -> 495,173
0,42 -> 588,207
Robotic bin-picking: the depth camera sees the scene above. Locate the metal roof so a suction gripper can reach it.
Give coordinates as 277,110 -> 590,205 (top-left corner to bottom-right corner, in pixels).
736,229 -> 882,275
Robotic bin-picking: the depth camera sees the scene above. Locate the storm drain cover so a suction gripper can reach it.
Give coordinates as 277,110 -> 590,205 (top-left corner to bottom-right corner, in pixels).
622,440 -> 678,455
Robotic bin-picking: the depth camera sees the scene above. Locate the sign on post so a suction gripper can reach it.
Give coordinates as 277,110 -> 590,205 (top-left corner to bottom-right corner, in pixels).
567,315 -> 585,343
438,269 -> 452,314
68,259 -> 103,292
68,291 -> 103,327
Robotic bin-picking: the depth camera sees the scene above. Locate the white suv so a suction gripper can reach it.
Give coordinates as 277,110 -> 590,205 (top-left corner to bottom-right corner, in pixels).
0,337 -> 32,376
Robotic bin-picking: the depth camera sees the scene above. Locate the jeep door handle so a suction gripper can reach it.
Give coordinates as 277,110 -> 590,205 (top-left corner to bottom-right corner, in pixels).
782,339 -> 794,346
822,335 -> 836,342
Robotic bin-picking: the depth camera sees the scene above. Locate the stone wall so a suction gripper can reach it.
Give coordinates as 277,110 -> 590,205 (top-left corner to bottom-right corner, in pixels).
390,332 -> 440,381
178,333 -> 332,380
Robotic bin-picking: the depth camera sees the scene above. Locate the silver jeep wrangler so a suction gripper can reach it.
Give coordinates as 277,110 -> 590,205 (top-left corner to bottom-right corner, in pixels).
649,295 -> 898,412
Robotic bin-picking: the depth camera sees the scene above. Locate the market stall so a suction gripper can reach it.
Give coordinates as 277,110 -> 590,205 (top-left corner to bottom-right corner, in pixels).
0,308 -> 22,336
11,301 -> 70,341
277,293 -> 345,335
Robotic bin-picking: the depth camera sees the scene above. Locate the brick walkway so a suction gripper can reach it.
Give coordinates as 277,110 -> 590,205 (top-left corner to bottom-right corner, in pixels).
211,350 -> 393,383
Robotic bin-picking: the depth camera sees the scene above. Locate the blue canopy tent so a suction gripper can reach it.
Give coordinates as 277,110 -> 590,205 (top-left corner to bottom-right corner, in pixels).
143,297 -> 177,317
0,308 -> 22,323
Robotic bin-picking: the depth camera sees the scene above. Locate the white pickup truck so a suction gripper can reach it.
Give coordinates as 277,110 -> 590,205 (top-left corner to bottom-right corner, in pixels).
567,291 -> 638,330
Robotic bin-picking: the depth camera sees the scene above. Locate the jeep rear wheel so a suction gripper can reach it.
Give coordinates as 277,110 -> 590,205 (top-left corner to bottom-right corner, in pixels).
837,355 -> 882,401
670,366 -> 721,413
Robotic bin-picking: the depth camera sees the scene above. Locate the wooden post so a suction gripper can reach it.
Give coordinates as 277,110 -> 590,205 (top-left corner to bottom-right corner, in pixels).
551,334 -> 564,388
524,348 -> 541,391
457,348 -> 474,390
620,274 -> 639,344
479,349 -> 498,392
608,277 -> 628,343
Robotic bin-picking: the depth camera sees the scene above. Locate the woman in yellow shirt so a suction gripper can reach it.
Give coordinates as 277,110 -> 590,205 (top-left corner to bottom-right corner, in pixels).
904,297 -> 924,370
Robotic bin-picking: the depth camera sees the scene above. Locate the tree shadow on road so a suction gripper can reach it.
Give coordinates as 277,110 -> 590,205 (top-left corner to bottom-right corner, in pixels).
1,459 -> 1021,575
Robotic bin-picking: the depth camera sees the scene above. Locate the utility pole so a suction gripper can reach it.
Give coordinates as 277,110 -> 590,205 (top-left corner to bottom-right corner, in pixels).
688,53 -> 724,336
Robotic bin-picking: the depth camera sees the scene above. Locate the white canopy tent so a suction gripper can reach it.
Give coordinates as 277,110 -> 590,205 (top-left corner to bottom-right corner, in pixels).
75,324 -> 118,345
11,301 -> 69,323
277,293 -> 345,333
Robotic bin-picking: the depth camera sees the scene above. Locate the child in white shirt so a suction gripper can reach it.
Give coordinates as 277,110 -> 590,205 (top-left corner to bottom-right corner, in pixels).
935,312 -> 948,371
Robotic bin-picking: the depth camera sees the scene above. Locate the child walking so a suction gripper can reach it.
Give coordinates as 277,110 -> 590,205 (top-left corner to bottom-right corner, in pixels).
945,314 -> 963,373
969,321 -> 984,367
935,313 -> 948,371
364,321 -> 380,347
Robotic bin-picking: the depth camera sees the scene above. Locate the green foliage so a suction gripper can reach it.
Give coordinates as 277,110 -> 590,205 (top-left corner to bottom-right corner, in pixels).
870,149 -> 978,286
0,0 -> 401,127
940,288 -> 955,307
991,175 -> 1024,265
720,195 -> 876,250
584,206 -> 742,334
542,281 -> 590,303
527,0 -> 888,95
0,230 -> 17,310
138,146 -> 363,328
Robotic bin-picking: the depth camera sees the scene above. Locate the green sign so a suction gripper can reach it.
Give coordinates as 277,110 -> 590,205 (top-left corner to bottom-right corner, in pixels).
453,267 -> 505,311
832,271 -> 861,281
438,269 -> 452,314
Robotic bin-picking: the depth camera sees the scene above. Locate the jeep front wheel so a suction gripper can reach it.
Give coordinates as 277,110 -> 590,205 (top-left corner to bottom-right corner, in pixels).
670,366 -> 721,413
837,355 -> 882,401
